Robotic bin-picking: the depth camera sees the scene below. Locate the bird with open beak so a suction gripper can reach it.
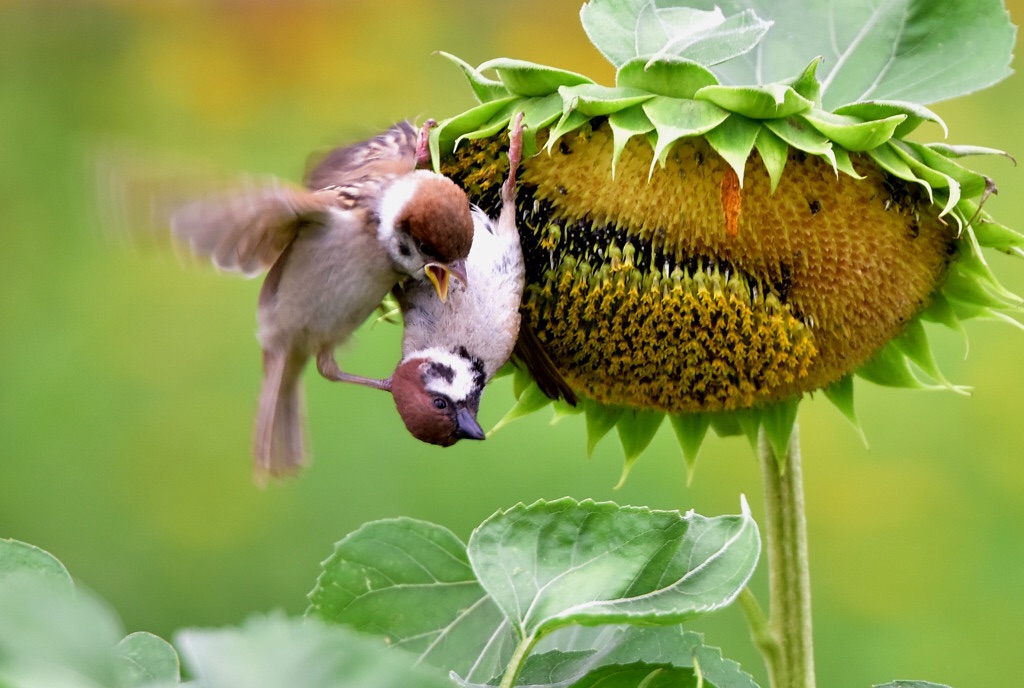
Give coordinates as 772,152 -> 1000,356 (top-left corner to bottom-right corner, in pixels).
341,113 -> 527,447
169,120 -> 474,479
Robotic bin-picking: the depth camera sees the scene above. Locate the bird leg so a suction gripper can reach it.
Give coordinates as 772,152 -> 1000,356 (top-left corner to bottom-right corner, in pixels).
316,350 -> 392,391
502,112 -> 525,203
415,119 -> 438,169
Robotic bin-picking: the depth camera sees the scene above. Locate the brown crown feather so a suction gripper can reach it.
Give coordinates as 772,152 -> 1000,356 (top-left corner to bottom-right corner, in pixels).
398,175 -> 474,264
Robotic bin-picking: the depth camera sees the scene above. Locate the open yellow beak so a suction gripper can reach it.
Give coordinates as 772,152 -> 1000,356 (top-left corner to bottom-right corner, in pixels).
425,259 -> 468,303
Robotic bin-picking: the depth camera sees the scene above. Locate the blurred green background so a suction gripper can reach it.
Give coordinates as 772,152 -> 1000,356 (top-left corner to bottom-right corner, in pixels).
2,1 -> 1022,686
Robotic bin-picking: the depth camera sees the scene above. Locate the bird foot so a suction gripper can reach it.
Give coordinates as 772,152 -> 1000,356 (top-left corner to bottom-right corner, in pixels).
502,112 -> 525,201
415,119 -> 438,168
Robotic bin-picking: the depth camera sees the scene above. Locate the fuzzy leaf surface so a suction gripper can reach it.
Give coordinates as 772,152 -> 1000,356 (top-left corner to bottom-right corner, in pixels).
115,632 -> 181,687
654,0 -> 1016,108
467,498 -> 760,638
0,538 -> 73,590
307,518 -> 513,683
581,2 -> 772,68
453,625 -> 760,688
177,614 -> 452,688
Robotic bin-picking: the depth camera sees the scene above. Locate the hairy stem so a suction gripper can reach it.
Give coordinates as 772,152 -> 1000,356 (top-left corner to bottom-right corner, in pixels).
499,633 -> 538,688
758,423 -> 816,688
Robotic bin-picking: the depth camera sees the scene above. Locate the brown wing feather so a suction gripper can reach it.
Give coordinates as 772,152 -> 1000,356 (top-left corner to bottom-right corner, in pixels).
513,318 -> 579,405
171,182 -> 335,275
304,121 -> 418,191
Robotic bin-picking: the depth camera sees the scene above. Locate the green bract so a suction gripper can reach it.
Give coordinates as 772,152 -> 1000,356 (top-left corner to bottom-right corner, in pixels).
429,0 -> 1022,473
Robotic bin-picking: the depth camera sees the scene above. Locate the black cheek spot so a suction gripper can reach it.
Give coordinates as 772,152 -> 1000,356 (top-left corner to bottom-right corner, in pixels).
398,241 -> 412,257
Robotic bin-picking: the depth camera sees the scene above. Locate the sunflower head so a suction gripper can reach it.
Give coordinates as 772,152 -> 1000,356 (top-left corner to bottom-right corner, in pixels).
430,1 -> 1021,475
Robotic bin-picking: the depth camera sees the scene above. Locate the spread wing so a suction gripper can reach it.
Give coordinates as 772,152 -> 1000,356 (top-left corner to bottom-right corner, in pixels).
171,182 -> 338,276
304,121 -> 418,191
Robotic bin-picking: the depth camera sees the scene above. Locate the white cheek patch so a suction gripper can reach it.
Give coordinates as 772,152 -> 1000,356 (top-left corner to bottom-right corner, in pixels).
417,347 -> 479,402
377,173 -> 420,244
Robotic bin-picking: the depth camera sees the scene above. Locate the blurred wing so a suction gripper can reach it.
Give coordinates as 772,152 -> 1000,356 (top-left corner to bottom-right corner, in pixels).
171,183 -> 336,275
304,121 -> 418,190
513,319 -> 579,406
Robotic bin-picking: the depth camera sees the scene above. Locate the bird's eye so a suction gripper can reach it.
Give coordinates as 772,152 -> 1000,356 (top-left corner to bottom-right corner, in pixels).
432,397 -> 448,410
416,240 -> 439,260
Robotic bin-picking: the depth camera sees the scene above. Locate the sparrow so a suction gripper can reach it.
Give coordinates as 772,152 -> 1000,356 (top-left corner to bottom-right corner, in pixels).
348,113 -> 527,446
169,120 -> 475,479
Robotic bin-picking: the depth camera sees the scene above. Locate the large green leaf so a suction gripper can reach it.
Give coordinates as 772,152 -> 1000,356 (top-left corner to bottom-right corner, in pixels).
176,614 -> 452,688
453,625 -> 760,688
662,0 -> 1014,108
468,498 -> 760,638
307,518 -> 513,683
581,2 -> 772,68
0,579 -> 126,688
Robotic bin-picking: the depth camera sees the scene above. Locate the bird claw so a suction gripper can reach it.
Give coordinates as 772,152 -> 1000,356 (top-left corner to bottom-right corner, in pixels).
415,119 -> 438,168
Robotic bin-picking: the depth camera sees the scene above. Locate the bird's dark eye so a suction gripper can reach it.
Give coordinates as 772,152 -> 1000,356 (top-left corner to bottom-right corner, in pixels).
432,397 -> 448,410
416,240 -> 439,260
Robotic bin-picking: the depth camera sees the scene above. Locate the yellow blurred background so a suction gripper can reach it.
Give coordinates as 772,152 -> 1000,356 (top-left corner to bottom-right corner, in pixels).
1,1 -> 1022,686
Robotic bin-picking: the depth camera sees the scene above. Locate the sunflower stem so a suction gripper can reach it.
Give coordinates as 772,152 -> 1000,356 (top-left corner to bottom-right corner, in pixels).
757,422 -> 815,688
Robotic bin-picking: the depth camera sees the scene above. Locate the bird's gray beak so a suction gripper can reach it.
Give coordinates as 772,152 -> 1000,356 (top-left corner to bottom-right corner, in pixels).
455,407 -> 486,441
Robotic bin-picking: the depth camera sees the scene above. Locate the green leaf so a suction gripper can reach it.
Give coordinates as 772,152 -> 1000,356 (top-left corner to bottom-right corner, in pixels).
833,100 -> 947,138
823,375 -> 867,446
511,626 -> 761,688
800,109 -> 906,152
617,57 -> 718,99
813,0 -> 1016,107
855,341 -> 938,390
762,116 -> 834,162
759,398 -> 800,464
432,97 -> 519,165
873,682 -> 953,688
696,83 -> 812,119
519,94 -> 567,157
545,109 -> 594,152
0,538 -> 73,591
669,413 -> 711,479
307,518 -> 512,683
115,632 -> 180,687
478,57 -> 593,97
177,614 -> 453,688
585,398 -> 625,455
491,380 -> 555,434
614,409 -> 665,486
643,97 -> 730,169
753,126 -> 789,193
559,84 -> 655,117
0,578 -> 125,688
467,497 -> 760,638
892,319 -> 969,393
608,105 -> 656,175
581,1 -> 772,68
704,114 -> 760,185
927,143 -> 1015,160
973,219 -> 1024,255
692,0 -> 1014,108
436,51 -> 510,103
787,57 -> 822,104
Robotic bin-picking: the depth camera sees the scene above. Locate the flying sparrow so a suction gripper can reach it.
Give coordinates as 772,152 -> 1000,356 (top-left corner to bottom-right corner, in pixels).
169,121 -> 475,479
345,113 -> 527,446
